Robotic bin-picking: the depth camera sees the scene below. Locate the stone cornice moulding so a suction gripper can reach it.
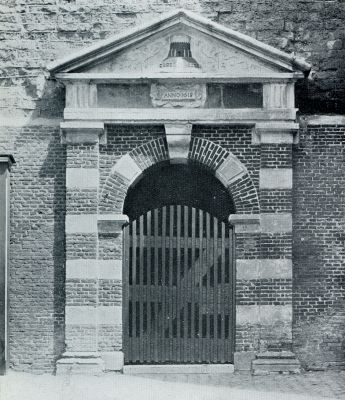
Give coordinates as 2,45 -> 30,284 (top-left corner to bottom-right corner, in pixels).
55,72 -> 301,83
0,155 -> 16,170
229,214 -> 261,233
97,214 -> 129,237
253,122 -> 300,144
63,108 -> 298,123
48,9 -> 311,75
60,121 -> 106,144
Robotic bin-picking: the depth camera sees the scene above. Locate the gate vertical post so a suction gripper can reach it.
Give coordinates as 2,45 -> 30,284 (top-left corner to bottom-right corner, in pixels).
0,155 -> 15,375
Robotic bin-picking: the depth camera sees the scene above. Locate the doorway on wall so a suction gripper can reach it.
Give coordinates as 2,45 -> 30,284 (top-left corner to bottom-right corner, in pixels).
123,163 -> 236,364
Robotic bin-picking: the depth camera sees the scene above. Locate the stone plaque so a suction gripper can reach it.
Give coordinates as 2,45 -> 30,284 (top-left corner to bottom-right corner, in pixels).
150,83 -> 206,108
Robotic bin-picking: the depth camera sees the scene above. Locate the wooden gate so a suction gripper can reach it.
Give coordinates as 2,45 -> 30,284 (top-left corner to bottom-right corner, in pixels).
123,205 -> 235,364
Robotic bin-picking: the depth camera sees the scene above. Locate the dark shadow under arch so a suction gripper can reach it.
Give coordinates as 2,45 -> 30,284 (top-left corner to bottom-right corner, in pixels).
124,162 -> 236,222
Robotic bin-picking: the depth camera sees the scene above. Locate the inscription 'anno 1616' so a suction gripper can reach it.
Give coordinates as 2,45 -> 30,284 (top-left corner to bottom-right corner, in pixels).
161,90 -> 196,100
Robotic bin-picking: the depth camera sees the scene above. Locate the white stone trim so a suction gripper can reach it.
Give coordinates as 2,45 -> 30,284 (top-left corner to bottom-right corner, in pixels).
260,169 -> 292,189
49,9 -> 310,74
236,305 -> 292,325
66,306 -> 122,325
66,214 -> 97,234
66,259 -> 122,280
63,108 -> 298,123
215,154 -> 247,186
303,115 -> 345,126
261,213 -> 292,233
101,351 -> 124,371
66,168 -> 99,189
111,154 -> 142,184
165,123 -> 192,161
237,259 -> 292,280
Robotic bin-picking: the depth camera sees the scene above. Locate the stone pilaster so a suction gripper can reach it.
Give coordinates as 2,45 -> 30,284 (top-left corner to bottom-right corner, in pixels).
0,155 -> 15,375
57,122 -> 105,374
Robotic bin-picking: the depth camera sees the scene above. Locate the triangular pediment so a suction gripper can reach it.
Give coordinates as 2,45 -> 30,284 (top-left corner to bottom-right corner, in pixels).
48,9 -> 310,77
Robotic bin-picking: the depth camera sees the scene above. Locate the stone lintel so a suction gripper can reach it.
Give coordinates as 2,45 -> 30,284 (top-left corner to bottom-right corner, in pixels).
260,169 -> 292,189
66,214 -> 97,234
0,155 -> 15,170
66,259 -> 122,280
98,214 -> 129,236
111,154 -> 142,184
165,123 -> 192,161
61,121 -> 105,144
65,306 -> 122,325
229,214 -> 261,233
236,305 -> 292,325
237,259 -> 292,280
66,168 -> 99,189
253,122 -> 299,144
261,213 -> 292,233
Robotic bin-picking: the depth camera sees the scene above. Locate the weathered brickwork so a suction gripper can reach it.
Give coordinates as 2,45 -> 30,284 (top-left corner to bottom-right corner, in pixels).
66,189 -> 98,214
66,145 -> 99,168
66,280 -> 97,306
66,234 -> 97,259
0,125 -> 66,372
260,144 -> 292,168
65,325 -> 97,352
260,190 -> 293,213
236,322 -> 292,352
192,125 -> 260,190
236,279 -> 292,306
292,125 -> 345,370
99,280 -> 122,306
98,325 -> 122,352
98,237 -> 123,261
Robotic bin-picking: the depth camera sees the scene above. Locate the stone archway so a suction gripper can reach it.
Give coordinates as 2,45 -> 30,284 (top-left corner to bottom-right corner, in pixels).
99,135 -> 259,216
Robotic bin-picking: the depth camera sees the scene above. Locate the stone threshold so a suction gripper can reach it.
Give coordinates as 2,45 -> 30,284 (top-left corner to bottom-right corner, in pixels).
123,364 -> 234,374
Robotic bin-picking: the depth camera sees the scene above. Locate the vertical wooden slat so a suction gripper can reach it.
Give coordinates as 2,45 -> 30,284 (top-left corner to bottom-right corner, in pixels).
146,211 -> 152,362
123,224 -> 130,363
169,205 -> 174,361
183,206 -> 188,362
198,209 -> 203,363
230,227 -> 235,361
213,216 -> 218,363
220,221 -> 226,363
161,206 -> 167,362
153,209 -> 159,362
205,212 -> 211,363
176,205 -> 181,362
191,207 -> 196,362
131,220 -> 137,362
139,215 -> 144,362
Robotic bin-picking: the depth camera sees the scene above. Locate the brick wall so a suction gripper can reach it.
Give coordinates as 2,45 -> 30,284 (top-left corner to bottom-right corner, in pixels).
0,125 -> 65,372
1,0 -> 345,118
292,124 -> 345,370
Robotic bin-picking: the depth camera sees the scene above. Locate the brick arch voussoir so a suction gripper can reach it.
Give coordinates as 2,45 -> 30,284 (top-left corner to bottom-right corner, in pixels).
99,137 -> 169,213
188,137 -> 260,214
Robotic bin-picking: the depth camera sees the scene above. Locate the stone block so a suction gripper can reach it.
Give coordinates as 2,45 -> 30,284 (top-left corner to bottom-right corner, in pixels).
234,351 -> 256,371
56,352 -> 105,375
260,169 -> 292,189
112,154 -> 142,184
261,213 -> 292,233
101,351 -> 124,371
66,168 -> 98,188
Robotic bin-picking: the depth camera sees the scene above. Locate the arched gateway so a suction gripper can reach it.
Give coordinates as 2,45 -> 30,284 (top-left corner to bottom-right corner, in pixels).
50,9 -> 310,373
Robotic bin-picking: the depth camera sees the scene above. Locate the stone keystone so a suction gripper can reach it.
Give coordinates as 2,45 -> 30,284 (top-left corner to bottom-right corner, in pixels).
165,123 -> 192,162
